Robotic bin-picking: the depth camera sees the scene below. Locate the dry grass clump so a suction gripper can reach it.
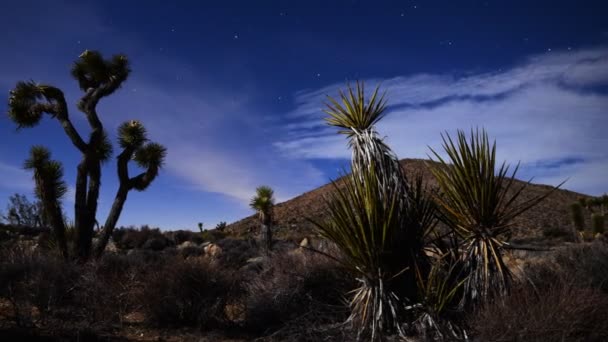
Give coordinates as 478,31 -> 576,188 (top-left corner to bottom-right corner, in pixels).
138,257 -> 238,330
243,251 -> 354,339
469,242 -> 608,342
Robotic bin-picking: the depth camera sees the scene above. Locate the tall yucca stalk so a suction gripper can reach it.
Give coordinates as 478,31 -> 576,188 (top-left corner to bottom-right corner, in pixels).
312,82 -> 429,340
428,128 -> 561,307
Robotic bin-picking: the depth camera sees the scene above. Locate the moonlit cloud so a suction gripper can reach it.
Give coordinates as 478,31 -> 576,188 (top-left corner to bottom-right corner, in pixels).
275,46 -> 608,195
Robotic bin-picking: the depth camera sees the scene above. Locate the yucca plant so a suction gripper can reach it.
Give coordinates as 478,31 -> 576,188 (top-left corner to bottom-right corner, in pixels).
250,186 -> 275,254
24,146 -> 69,259
312,82 -> 431,340
428,128 -> 561,307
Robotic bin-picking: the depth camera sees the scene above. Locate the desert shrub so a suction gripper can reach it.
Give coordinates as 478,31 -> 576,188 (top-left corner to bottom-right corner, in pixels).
168,229 -> 203,245
200,228 -> 226,243
179,245 -> 203,258
139,258 -> 236,329
141,236 -> 168,251
550,242 -> 608,292
469,243 -> 608,341
0,245 -> 78,327
243,251 -> 353,337
542,225 -> 575,241
215,238 -> 258,269
0,246 -> 153,333
470,277 -> 608,341
112,226 -> 168,250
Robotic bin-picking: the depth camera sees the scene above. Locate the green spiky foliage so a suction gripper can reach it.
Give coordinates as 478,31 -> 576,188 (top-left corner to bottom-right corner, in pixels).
312,82 -> 431,340
250,186 -> 275,254
7,51 -> 166,261
23,146 -> 69,259
591,213 -> 605,235
428,129 -> 562,308
570,202 -> 586,232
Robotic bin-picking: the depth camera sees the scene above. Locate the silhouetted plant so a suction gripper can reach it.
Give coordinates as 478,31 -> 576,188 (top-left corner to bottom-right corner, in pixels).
592,213 -> 605,234
571,202 -> 586,232
1,193 -> 44,227
250,186 -> 275,255
215,221 -> 227,231
7,50 -> 166,261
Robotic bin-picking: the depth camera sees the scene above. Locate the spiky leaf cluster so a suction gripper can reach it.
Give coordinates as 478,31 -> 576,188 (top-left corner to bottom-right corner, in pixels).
93,130 -> 114,163
134,142 -> 167,170
429,128 -> 561,306
250,186 -> 275,222
8,81 -> 48,127
71,50 -> 130,92
324,81 -> 387,136
312,163 -> 406,340
24,146 -> 68,203
118,120 -> 147,149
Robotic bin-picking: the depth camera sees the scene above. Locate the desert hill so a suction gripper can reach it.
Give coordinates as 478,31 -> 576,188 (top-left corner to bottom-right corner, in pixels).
226,158 -> 588,243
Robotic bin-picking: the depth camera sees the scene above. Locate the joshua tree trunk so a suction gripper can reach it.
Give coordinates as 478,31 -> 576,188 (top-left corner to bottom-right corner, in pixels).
48,201 -> 69,260
260,215 -> 272,255
94,185 -> 128,258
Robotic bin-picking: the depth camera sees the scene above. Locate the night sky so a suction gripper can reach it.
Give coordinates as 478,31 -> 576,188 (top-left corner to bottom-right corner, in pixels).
1,0 -> 607,229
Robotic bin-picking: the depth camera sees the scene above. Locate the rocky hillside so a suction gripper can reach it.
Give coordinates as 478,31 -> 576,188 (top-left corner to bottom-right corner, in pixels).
226,159 -> 589,242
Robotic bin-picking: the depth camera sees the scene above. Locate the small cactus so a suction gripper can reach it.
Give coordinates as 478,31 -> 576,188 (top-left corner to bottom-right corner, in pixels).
591,213 -> 605,235
198,222 -> 204,233
570,202 -> 586,231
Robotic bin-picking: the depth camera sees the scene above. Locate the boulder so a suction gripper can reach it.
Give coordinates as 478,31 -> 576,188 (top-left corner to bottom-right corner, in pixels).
177,241 -> 199,250
204,243 -> 222,258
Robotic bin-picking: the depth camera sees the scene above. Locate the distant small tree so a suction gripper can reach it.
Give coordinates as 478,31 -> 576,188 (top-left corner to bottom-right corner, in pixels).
250,186 -> 275,254
198,222 -> 204,233
2,193 -> 44,227
215,221 -> 227,231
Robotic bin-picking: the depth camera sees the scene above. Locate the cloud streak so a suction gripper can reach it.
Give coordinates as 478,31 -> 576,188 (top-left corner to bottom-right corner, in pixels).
275,46 -> 608,196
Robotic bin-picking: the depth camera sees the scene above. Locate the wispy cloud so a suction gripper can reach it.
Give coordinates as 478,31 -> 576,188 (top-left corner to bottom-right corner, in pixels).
0,162 -> 32,192
275,46 -> 608,195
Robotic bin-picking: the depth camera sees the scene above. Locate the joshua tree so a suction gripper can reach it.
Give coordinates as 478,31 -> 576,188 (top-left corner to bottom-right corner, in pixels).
250,186 -> 275,254
7,50 -> 166,261
198,222 -> 204,233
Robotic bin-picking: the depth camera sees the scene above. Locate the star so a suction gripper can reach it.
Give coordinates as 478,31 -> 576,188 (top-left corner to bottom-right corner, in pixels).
77,40 -> 81,44
316,73 -> 321,77
279,12 -> 286,16
547,48 -> 552,52
171,28 -> 175,32
233,34 -> 239,40
400,13 -> 405,17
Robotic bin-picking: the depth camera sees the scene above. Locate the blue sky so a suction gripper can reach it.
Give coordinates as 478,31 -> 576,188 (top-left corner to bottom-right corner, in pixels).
1,0 -> 607,230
